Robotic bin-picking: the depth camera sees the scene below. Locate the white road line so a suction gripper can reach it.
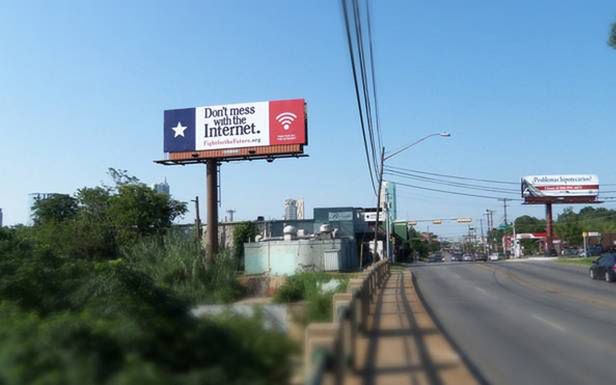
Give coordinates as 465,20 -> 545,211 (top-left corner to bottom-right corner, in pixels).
474,287 -> 496,298
451,272 -> 463,280
532,314 -> 566,332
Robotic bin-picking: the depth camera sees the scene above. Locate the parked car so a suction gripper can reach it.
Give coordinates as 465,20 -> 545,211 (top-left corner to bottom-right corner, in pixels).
450,253 -> 463,262
488,253 -> 500,262
580,245 -> 603,257
427,254 -> 444,263
589,254 -> 616,282
474,253 -> 488,262
561,247 -> 580,257
462,253 -> 473,262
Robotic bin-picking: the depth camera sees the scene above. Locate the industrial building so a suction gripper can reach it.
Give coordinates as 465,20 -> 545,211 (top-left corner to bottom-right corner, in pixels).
243,207 -> 380,275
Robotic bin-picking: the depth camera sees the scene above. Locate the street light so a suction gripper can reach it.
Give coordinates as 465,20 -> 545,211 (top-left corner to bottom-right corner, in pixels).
384,132 -> 451,161
373,132 -> 451,263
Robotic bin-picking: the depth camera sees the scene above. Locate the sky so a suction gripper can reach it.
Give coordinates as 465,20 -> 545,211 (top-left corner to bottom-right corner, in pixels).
1,0 -> 615,238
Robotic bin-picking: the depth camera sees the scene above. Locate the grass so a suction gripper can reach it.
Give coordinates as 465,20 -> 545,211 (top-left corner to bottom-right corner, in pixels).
273,272 -> 349,324
556,257 -> 596,267
123,232 -> 244,304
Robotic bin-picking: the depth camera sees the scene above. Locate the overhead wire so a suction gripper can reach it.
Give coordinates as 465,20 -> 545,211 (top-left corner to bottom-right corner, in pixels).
384,168 -> 520,195
341,0 -> 377,195
365,0 -> 382,153
392,180 -> 524,201
386,165 -> 519,185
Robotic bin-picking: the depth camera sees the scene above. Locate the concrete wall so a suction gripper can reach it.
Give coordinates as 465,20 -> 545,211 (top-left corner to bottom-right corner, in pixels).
244,238 -> 357,275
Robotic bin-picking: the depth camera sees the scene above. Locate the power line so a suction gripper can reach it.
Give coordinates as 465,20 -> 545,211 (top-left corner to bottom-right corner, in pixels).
386,165 -> 519,185
341,0 -> 377,195
365,0 -> 382,154
351,0 -> 379,177
384,169 -> 520,195
392,180 -> 523,200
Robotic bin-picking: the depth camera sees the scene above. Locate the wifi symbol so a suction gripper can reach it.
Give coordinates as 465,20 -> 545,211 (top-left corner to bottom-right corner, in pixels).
275,112 -> 297,130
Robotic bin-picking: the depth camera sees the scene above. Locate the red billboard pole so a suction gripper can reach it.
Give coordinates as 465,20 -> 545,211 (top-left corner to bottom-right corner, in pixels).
545,203 -> 553,256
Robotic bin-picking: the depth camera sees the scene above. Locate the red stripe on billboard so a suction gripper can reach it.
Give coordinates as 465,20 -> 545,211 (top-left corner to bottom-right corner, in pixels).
536,185 -> 599,191
269,99 -> 306,145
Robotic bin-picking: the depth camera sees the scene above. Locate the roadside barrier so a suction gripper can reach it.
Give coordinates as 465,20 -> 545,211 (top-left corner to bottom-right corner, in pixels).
304,259 -> 391,385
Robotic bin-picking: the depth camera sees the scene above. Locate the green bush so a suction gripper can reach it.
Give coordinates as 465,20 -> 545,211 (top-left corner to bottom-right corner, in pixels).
0,227 -> 294,385
123,233 -> 244,304
0,301 -> 295,385
232,221 -> 258,269
273,272 -> 347,323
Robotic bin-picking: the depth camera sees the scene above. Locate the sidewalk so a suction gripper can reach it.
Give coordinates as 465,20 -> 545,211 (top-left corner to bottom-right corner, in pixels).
345,270 -> 480,385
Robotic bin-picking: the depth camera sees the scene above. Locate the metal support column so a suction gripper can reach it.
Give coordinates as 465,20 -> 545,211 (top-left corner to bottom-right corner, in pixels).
206,159 -> 219,261
545,203 -> 553,256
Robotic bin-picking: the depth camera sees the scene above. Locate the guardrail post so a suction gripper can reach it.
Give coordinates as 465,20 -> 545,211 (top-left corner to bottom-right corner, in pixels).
332,293 -> 353,384
305,323 -> 338,384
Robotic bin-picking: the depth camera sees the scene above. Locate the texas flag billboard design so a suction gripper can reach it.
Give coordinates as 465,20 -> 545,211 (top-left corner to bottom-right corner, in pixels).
164,99 -> 306,153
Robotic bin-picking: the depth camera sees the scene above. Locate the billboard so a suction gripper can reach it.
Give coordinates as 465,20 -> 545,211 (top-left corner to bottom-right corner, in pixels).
163,99 -> 306,160
521,175 -> 599,204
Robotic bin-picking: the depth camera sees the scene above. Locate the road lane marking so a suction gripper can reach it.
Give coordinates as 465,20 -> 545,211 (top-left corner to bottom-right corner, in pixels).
475,287 -> 493,298
532,314 -> 566,332
475,263 -> 616,310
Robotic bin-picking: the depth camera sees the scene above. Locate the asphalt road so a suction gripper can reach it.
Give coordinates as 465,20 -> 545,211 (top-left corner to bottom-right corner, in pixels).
412,260 -> 616,385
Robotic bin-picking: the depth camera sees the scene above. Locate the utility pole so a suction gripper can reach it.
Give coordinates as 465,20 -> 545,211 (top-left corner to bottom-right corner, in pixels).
373,147 -> 385,261
480,218 -> 485,255
192,196 -> 201,242
226,209 -> 236,222
499,198 -> 509,225
485,209 -> 494,253
372,132 -> 451,263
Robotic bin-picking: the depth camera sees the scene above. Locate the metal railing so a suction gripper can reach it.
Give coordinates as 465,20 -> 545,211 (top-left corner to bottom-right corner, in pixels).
304,259 -> 391,385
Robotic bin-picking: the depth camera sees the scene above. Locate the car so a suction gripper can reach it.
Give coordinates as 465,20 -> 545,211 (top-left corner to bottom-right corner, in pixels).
450,253 -> 463,262
488,253 -> 500,262
580,245 -> 603,257
462,253 -> 473,262
474,253 -> 488,262
427,254 -> 444,263
561,247 -> 580,257
589,254 -> 616,282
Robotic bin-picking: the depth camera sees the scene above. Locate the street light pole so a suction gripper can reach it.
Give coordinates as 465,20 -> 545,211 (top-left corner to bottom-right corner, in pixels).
373,147 -> 385,261
372,132 -> 450,263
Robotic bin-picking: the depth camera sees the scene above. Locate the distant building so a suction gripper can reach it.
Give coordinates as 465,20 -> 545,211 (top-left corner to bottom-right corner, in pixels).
27,193 -> 61,225
284,199 -> 298,220
152,178 -> 170,195
297,199 -> 305,220
380,182 -> 397,221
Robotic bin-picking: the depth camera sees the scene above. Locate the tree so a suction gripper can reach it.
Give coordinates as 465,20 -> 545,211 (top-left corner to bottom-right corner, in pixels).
555,208 -> 583,246
109,183 -> 187,246
31,194 -> 78,225
30,171 -> 187,260
107,168 -> 140,187
514,215 -> 546,233
609,22 -> 616,49
231,222 -> 258,268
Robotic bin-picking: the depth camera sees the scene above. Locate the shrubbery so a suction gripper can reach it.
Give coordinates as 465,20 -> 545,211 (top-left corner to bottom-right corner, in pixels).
273,272 -> 348,323
123,232 -> 244,304
0,171 -> 294,384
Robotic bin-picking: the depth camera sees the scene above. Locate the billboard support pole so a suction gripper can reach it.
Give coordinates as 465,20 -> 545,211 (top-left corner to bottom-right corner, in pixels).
206,159 -> 219,262
545,203 -> 553,256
